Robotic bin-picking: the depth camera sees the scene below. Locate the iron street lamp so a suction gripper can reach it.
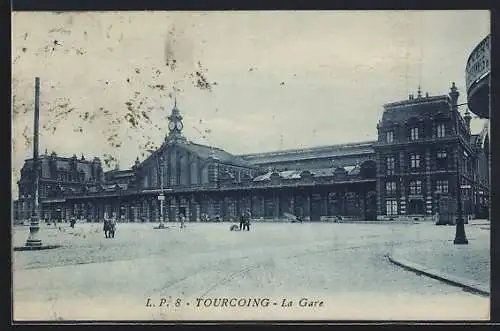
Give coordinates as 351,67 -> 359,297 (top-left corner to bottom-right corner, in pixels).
25,77 -> 43,248
452,90 -> 468,245
453,150 -> 468,244
147,150 -> 165,228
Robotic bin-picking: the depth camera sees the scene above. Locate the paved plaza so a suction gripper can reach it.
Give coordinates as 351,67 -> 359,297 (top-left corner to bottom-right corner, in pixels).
12,221 -> 489,321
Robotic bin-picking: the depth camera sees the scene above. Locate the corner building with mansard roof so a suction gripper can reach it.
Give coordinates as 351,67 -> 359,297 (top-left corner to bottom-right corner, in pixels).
13,84 -> 489,224
374,84 -> 489,223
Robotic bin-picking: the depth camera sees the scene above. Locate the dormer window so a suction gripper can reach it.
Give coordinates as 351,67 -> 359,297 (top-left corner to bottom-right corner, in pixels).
410,127 -> 419,141
386,131 -> 394,143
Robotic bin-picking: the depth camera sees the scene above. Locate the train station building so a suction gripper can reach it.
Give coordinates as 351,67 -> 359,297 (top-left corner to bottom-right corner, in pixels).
13,83 -> 489,224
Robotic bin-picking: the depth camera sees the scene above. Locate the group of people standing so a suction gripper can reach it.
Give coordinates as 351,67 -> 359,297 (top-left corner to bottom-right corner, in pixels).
239,209 -> 252,231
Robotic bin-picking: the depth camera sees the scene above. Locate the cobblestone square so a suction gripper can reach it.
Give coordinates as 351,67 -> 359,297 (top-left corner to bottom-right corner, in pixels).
13,221 -> 489,321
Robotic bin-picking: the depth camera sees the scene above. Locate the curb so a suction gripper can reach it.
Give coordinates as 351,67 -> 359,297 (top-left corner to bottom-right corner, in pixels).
386,254 -> 489,297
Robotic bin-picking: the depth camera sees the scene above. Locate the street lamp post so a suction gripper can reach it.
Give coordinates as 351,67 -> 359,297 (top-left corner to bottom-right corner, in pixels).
147,149 -> 165,228
25,77 -> 43,248
453,110 -> 468,245
449,82 -> 468,244
454,151 -> 468,244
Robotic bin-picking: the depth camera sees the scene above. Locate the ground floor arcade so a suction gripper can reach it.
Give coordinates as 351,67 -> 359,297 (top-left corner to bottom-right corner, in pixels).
39,182 -> 377,223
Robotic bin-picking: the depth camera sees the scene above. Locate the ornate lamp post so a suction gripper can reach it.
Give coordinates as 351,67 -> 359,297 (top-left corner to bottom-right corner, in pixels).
25,77 -> 43,248
450,82 -> 468,245
147,150 -> 165,228
454,151 -> 468,244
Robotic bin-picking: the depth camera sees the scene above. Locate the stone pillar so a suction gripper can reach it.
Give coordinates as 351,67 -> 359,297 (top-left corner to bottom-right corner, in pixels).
140,199 -> 148,221
261,195 -> 265,218
303,192 -> 311,221
340,189 -> 346,216
170,197 -> 178,222
213,196 -> 221,217
134,200 -> 140,222
272,191 -> 279,219
151,199 -> 158,223
322,191 -> 328,217
189,195 -> 198,222
183,197 -> 190,222
289,196 -> 295,214
195,198 -> 201,222
251,195 -> 260,218
235,193 -> 241,216
362,190 -> 368,220
99,201 -> 105,221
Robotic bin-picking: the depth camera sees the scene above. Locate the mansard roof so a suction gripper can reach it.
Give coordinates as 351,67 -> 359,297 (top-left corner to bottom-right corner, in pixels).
22,153 -> 100,180
239,141 -> 375,165
380,95 -> 451,124
383,94 -> 450,109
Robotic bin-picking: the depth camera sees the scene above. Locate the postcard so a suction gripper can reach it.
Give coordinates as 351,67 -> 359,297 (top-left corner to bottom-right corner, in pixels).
11,10 -> 491,321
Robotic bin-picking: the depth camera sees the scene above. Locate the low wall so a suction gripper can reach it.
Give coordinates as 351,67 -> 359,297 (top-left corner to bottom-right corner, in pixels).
377,215 -> 435,222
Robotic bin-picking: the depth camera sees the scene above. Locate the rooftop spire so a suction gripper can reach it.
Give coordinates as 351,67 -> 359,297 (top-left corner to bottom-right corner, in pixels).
166,98 -> 186,143
417,85 -> 422,98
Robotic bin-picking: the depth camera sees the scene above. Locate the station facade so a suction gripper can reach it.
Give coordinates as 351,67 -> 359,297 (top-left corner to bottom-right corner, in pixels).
13,83 -> 489,223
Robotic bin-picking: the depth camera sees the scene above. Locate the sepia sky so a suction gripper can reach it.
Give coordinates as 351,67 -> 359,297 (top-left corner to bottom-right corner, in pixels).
11,10 -> 490,197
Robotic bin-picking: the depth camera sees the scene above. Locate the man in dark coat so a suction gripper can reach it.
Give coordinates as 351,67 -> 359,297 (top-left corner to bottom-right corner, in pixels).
239,213 -> 245,231
243,209 -> 251,231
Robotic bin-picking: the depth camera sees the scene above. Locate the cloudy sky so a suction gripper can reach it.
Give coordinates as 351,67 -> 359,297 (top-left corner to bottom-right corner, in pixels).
12,10 -> 490,197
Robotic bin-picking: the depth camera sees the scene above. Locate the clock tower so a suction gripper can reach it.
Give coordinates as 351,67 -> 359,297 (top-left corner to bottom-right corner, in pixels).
166,98 -> 186,143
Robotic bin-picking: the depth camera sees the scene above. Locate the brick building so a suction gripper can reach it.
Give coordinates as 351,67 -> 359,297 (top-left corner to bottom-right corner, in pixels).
13,84 -> 489,224
13,152 -> 105,222
374,84 -> 489,223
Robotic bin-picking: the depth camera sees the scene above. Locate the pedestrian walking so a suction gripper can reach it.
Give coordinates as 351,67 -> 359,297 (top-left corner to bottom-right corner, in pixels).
179,213 -> 186,229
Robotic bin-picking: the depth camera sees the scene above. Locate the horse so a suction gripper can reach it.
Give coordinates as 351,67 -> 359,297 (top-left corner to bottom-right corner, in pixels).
103,219 -> 116,238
